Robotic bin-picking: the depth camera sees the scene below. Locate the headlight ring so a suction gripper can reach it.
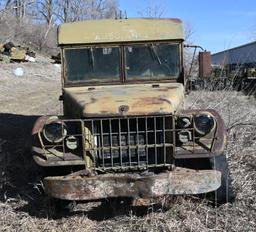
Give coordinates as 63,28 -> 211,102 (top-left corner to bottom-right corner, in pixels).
43,119 -> 67,143
194,113 -> 216,136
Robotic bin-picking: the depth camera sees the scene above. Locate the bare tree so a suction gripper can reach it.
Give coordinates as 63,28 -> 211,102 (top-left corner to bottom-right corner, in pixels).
37,0 -> 55,25
184,22 -> 198,78
1,0 -> 119,23
55,0 -> 118,23
0,0 -> 119,54
0,0 -> 35,21
138,0 -> 167,18
184,22 -> 194,43
55,0 -> 69,23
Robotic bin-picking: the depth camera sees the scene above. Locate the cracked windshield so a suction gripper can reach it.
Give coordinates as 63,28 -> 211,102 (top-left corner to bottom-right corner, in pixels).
125,43 -> 180,80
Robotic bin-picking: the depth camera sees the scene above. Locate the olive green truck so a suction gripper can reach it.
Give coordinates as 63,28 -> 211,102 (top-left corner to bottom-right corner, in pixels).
32,18 -> 234,205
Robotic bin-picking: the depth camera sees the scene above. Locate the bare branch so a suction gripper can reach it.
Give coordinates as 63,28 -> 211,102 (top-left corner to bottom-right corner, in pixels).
138,0 -> 167,18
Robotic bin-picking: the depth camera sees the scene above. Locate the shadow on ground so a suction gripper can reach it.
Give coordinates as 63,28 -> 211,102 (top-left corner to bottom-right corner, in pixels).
0,113 -> 46,215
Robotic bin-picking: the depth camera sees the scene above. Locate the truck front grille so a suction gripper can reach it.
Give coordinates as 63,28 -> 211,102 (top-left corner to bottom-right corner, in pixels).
83,115 -> 175,171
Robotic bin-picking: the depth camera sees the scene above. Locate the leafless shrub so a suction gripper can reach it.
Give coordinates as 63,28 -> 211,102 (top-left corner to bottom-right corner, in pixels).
0,10 -> 57,54
0,0 -> 119,54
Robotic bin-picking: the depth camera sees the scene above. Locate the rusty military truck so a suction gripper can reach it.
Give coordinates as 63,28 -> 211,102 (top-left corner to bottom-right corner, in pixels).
32,18 -> 234,204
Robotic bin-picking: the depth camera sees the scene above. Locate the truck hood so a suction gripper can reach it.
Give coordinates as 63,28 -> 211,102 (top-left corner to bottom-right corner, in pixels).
63,83 -> 184,118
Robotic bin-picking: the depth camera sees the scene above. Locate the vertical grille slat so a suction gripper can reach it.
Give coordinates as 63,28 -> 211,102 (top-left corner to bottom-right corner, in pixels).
127,118 -> 131,167
118,118 -> 122,166
163,117 -> 166,165
109,119 -> 113,167
145,117 -> 149,168
83,115 -> 174,171
100,120 -> 105,169
92,120 -> 96,169
136,117 -> 139,167
154,117 -> 157,165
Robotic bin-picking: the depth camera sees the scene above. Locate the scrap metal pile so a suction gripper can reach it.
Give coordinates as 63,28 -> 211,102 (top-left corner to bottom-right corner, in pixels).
0,42 -> 36,63
51,53 -> 61,64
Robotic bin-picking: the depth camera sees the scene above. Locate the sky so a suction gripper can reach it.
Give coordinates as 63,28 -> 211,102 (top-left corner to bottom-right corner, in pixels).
119,0 -> 256,54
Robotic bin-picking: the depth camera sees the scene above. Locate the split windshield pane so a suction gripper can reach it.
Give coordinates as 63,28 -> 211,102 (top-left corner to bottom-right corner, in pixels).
125,43 -> 180,80
65,47 -> 120,82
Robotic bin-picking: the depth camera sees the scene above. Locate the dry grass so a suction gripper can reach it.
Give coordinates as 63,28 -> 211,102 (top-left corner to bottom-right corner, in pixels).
0,62 -> 255,231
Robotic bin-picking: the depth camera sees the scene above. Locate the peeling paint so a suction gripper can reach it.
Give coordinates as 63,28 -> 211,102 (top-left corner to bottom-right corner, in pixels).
58,18 -> 184,45
43,168 -> 221,201
64,83 -> 184,118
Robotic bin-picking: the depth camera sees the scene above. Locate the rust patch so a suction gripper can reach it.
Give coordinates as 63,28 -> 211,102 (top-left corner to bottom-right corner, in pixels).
32,116 -> 50,135
159,98 -> 172,105
90,97 -> 97,104
43,168 -> 221,201
143,18 -> 182,24
119,105 -> 129,114
63,83 -> 184,118
58,18 -> 184,45
176,109 -> 227,159
157,86 -> 179,91
168,18 -> 182,23
133,97 -> 167,106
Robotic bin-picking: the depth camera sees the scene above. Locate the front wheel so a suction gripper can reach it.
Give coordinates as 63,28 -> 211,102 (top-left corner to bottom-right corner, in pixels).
46,197 -> 75,217
209,154 -> 235,204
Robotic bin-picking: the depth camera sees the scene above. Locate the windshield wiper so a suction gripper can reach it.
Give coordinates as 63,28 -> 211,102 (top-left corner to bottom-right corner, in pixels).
150,44 -> 162,65
89,47 -> 95,70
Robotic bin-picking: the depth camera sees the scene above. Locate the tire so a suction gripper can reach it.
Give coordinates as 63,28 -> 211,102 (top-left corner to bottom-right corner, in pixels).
175,155 -> 235,204
209,154 -> 235,204
47,197 -> 75,217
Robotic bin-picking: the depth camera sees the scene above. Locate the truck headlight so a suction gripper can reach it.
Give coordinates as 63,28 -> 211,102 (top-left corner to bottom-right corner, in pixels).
194,113 -> 216,136
43,120 -> 67,143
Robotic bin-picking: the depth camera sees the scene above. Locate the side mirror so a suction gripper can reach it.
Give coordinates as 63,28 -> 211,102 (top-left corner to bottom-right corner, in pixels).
199,52 -> 212,78
59,95 -> 63,101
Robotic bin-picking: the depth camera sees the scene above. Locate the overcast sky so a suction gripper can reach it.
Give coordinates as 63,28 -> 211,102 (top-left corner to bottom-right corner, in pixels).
119,0 -> 256,54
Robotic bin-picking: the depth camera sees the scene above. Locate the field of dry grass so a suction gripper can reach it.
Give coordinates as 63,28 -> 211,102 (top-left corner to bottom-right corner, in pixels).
0,61 -> 255,231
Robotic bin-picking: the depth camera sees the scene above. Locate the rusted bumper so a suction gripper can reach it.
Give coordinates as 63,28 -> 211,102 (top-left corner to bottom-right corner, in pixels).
43,168 -> 221,201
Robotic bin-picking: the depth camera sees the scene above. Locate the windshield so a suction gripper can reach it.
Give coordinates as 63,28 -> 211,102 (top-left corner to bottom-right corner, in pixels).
125,43 -> 180,80
64,47 -> 120,82
64,43 -> 180,84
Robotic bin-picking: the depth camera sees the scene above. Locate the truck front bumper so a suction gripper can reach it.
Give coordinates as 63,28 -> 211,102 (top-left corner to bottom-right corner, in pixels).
43,167 -> 221,201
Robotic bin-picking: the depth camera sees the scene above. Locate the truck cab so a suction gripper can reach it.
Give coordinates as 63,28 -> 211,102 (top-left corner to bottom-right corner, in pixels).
32,18 -> 233,204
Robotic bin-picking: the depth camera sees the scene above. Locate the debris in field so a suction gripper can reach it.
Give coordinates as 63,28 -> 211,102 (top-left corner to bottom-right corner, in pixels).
3,41 -> 15,51
54,63 -> 61,69
25,55 -> 36,63
13,67 -> 24,77
0,43 -> 5,52
10,48 -> 26,61
0,42 -> 36,63
0,54 -> 11,63
51,53 -> 61,64
26,50 -> 36,58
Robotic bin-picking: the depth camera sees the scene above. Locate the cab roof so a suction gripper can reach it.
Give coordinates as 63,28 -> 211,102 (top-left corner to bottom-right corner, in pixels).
58,18 -> 184,45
